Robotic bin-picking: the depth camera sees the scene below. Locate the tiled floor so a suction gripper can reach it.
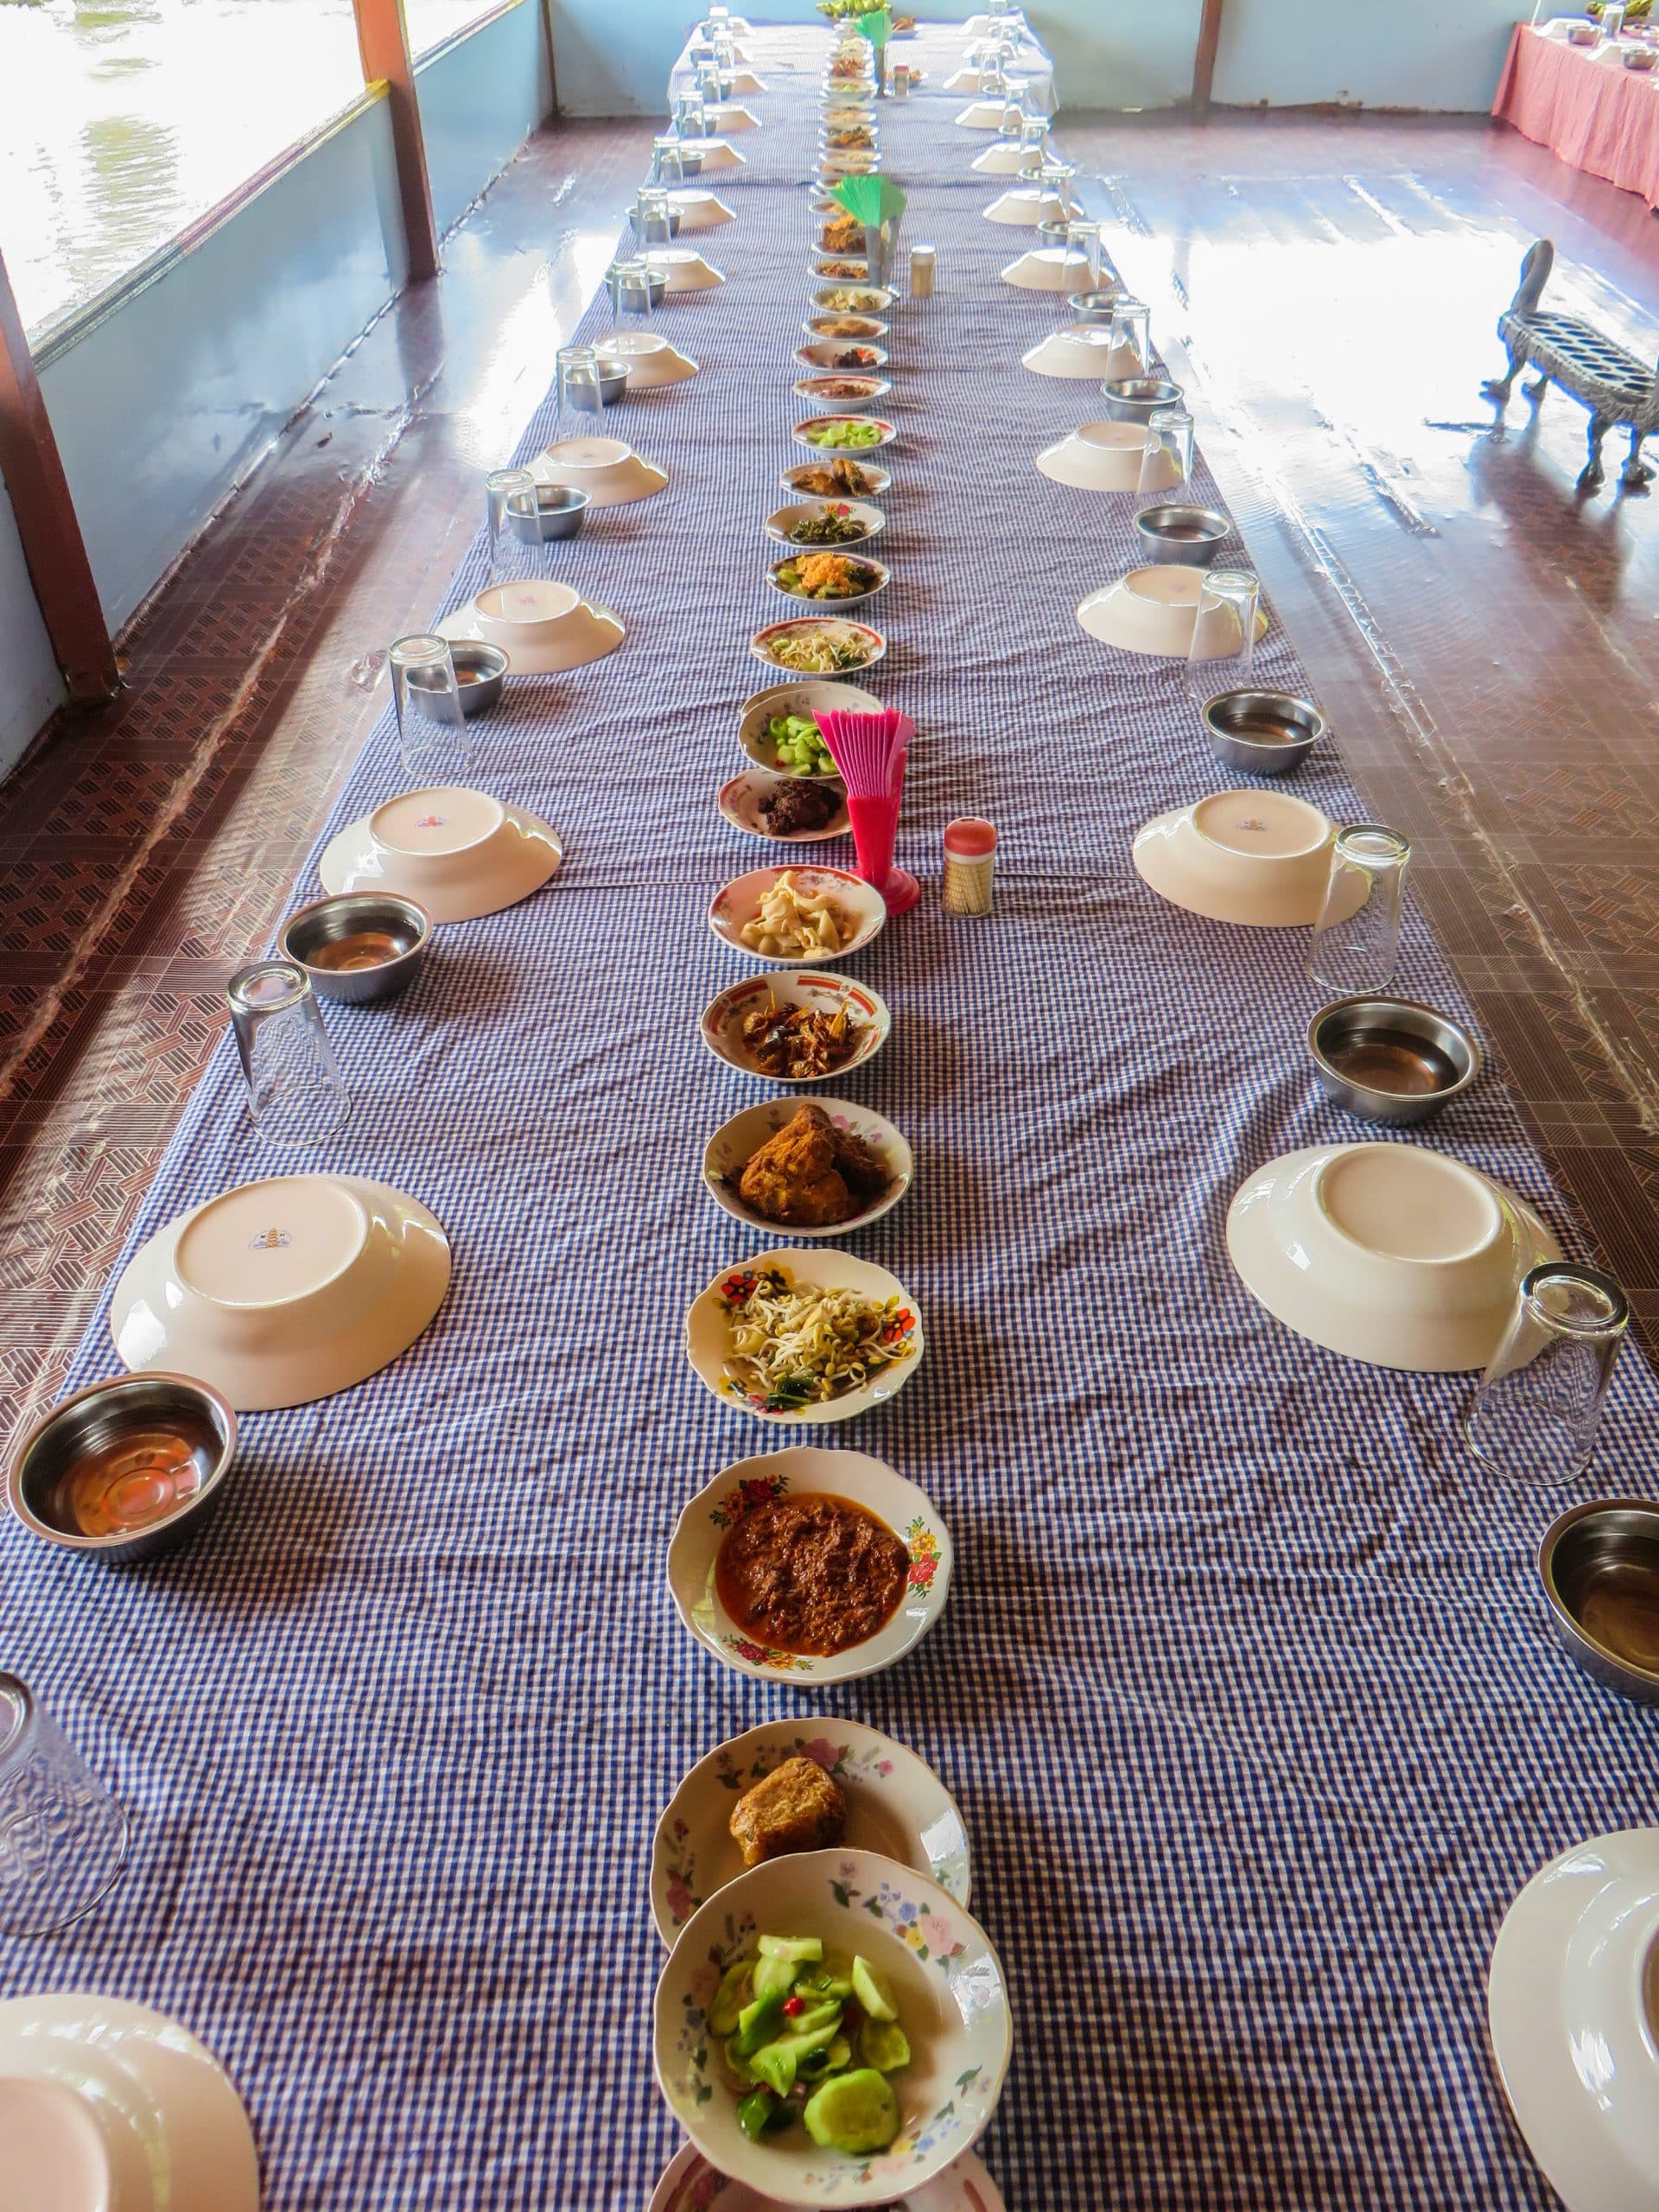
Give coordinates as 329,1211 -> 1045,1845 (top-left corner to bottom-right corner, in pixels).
6,105 -> 1659,1441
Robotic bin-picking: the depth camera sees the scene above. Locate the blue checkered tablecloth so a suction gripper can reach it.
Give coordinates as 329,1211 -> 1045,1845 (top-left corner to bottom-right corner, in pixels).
4,21 -> 1656,2211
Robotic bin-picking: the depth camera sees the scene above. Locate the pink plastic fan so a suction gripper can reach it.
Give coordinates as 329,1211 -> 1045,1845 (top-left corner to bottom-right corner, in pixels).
817,705 -> 919,916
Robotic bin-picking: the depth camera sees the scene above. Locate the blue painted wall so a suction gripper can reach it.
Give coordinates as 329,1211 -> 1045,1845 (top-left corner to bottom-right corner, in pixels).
0,473 -> 65,779
1211,0 -> 1518,111
419,0 -> 555,237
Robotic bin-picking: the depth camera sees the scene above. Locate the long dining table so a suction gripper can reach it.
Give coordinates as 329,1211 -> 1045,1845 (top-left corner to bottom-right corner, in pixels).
4,19 -> 1657,2212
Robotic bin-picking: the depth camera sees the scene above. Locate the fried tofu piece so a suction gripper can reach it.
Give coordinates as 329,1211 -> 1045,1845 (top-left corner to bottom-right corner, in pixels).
739,1103 -> 852,1226
729,1756 -> 848,1868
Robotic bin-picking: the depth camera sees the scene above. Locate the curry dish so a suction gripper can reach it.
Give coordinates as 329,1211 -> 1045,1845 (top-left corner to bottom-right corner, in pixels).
715,1492 -> 909,1656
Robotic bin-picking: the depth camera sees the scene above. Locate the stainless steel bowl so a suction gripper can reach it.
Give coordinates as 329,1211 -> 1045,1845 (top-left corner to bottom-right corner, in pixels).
568,356 -> 629,411
1101,377 -> 1185,424
445,640 -> 508,716
8,1374 -> 238,1564
1135,504 -> 1231,566
1037,217 -> 1070,251
511,483 -> 590,543
1068,288 -> 1122,323
1307,995 -> 1481,1125
279,893 -> 432,1003
1202,689 -> 1327,778
1540,1497 -> 1659,1704
615,267 -> 670,313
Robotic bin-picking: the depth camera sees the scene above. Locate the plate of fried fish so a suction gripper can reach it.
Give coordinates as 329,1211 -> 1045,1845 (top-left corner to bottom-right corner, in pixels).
703,1098 -> 911,1236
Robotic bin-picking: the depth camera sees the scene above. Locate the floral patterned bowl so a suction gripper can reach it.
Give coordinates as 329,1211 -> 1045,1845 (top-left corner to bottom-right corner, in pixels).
650,1719 -> 970,1947
702,1096 -> 912,1240
666,1446 -> 951,1683
709,864 -> 887,968
648,2144 -> 1007,2212
683,1253 -> 923,1426
652,1847 -> 1012,2208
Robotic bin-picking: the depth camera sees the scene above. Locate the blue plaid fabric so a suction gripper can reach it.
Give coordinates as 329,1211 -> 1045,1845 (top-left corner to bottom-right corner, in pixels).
4,22 -> 1656,2212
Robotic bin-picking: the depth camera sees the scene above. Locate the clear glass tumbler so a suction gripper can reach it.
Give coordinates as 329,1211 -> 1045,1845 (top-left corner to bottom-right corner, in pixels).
998,79 -> 1029,135
607,256 -> 655,336
227,961 -> 350,1148
0,1675 -> 129,1937
1039,160 -> 1077,220
651,134 -> 690,187
1108,297 -> 1152,376
1064,218 -> 1101,289
1306,823 -> 1412,996
634,186 -> 674,252
1020,113 -> 1050,166
486,467 -> 539,588
1465,1264 -> 1629,1487
1138,404 -> 1195,497
1185,567 -> 1260,700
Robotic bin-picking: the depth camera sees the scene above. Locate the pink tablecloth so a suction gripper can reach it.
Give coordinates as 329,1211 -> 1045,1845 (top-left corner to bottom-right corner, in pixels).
1494,23 -> 1659,207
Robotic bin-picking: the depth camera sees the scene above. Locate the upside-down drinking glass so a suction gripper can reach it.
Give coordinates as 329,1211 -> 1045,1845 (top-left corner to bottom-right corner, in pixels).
1064,219 -> 1102,289
633,186 -> 674,253
0,1675 -> 129,1938
391,630 -> 476,782
228,961 -> 350,1148
651,134 -> 691,188
1306,823 -> 1412,996
1020,113 -> 1051,166
671,93 -> 708,143
1185,567 -> 1261,701
486,467 -> 539,586
553,343 -> 602,442
1108,296 -> 1152,375
1138,404 -> 1195,497
1465,1264 -> 1629,1487
998,80 -> 1030,136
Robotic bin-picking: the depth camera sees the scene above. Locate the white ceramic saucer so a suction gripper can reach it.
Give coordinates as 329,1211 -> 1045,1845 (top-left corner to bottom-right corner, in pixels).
972,138 -> 1027,175
648,2150 -> 1007,2212
1023,327 -> 1124,379
1132,788 -> 1335,927
651,1719 -> 970,1948
664,187 -> 734,229
438,580 -> 624,672
955,98 -> 1007,127
678,134 -> 745,170
983,185 -> 1065,226
1077,563 -> 1268,654
667,1444 -> 947,1676
654,245 -> 726,290
702,1095 -> 911,1239
1228,1141 -> 1560,1372
320,783 -> 563,924
1003,245 -> 1094,289
1490,1827 -> 1659,2212
727,67 -> 766,92
706,102 -> 760,132
1036,418 -> 1154,491
605,330 -> 698,386
111,1173 -> 452,1411
531,435 -> 667,505
0,1995 -> 258,2212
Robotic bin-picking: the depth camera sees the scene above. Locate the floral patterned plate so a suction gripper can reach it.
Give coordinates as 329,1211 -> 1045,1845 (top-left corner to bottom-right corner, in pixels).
683,1251 -> 923,1426
650,1719 -> 969,1947
702,1096 -> 912,1240
652,1848 -> 1012,2209
666,1446 -> 951,1683
648,2144 -> 1007,2212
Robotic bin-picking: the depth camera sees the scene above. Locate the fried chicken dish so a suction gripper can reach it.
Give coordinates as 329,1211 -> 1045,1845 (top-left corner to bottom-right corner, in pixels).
737,1103 -> 889,1226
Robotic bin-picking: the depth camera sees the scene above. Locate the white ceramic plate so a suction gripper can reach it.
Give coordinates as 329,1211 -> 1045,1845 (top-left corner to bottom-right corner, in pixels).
531,435 -> 668,505
768,553 -> 890,610
810,284 -> 895,314
1022,327 -> 1128,378
653,1847 -> 1007,2206
750,616 -> 887,677
971,139 -> 1027,175
667,1446 -> 947,1678
702,1096 -> 912,1239
665,188 -> 735,230
982,184 -> 1065,226
794,415 -> 896,453
0,1994 -> 259,2212
1077,564 -> 1269,656
709,863 -> 887,965
436,590 -> 624,674
781,456 -> 893,498
650,1719 -> 969,1947
955,98 -> 1007,127
651,2143 -> 1007,2212
801,315 -> 889,342
1037,419 -> 1179,493
739,678 -> 884,773
700,969 -> 892,1084
796,341 -> 890,372
655,245 -> 727,290
677,135 -> 746,170
1227,1141 -> 1561,1373
111,1173 -> 452,1412
720,768 -> 850,844
793,375 -> 893,413
1001,245 -> 1093,289
684,1256 -> 922,1427
766,499 -> 887,550
607,329 -> 699,385
1132,788 -> 1335,927
1489,1827 -> 1659,2212
319,783 -> 563,924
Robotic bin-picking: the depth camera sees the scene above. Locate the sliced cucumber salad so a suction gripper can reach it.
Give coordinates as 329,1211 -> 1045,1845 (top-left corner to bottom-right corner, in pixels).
708,1933 -> 911,2155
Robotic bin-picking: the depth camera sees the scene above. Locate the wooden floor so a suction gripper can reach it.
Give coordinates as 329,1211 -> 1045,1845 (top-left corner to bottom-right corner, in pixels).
5,105 -> 1659,1437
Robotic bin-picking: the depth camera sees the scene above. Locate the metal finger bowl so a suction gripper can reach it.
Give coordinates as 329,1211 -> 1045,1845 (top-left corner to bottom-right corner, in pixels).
1202,689 -> 1327,778
569,354 -> 630,412
1135,503 -> 1231,566
444,639 -> 508,715
617,266 -> 670,312
1540,1497 -> 1659,1705
1100,376 -> 1185,424
1306,995 -> 1481,1126
8,1373 -> 238,1566
279,893 -> 432,1003
512,483 -> 590,543
1068,288 -> 1122,324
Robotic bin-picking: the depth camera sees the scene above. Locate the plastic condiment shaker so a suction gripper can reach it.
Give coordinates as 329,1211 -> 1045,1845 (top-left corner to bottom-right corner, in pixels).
909,243 -> 936,298
943,817 -> 996,914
